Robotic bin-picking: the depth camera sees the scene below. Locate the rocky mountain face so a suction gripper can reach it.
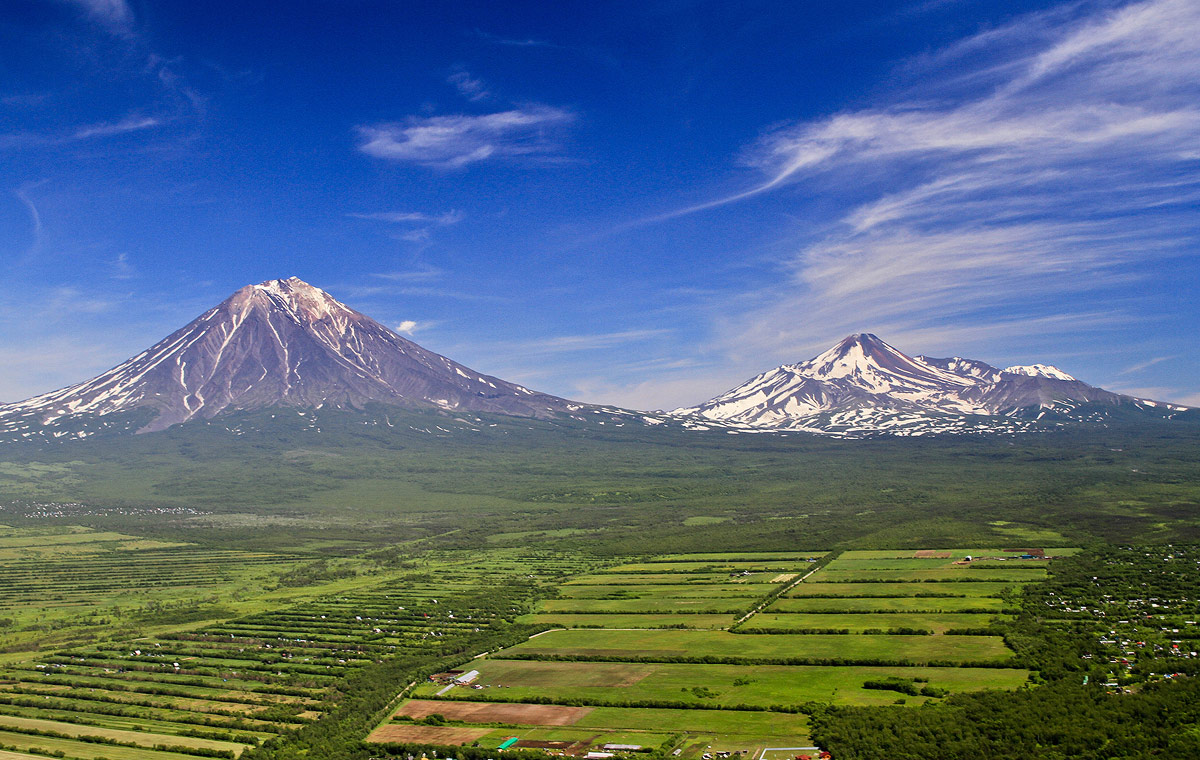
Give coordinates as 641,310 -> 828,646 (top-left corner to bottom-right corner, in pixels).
0,277 -> 578,435
672,333 -> 1187,436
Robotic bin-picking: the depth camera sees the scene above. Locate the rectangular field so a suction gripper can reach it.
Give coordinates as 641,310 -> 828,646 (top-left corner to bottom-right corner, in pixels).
538,597 -> 750,614
599,561 -> 814,573
654,553 -> 826,562
742,612 -> 1008,633
0,730 -> 202,760
498,629 -> 1014,663
785,581 -> 1020,597
397,699 -> 594,726
558,584 -> 775,599
518,613 -> 734,629
416,660 -> 1030,707
769,596 -> 1008,612
388,701 -> 811,748
563,573 -> 759,585
809,567 -> 1047,583
367,724 -> 492,745
0,715 -> 246,755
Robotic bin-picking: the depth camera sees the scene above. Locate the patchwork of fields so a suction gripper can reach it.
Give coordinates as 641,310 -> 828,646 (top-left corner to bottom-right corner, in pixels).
0,537 -> 601,760
0,526 -> 1076,760
371,548 -> 1068,758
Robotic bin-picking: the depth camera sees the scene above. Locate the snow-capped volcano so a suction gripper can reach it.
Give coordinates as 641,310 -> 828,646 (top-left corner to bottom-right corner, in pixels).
673,333 -> 1187,436
0,277 -> 577,434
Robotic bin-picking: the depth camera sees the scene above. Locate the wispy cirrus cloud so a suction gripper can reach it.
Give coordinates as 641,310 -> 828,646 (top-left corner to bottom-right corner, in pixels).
447,70 -> 490,102
355,106 -> 574,169
515,328 -> 672,355
349,210 -> 464,225
12,183 -> 44,259
698,0 -> 1200,370
70,115 -> 160,140
0,114 -> 162,150
351,209 -> 465,245
471,30 -> 555,49
370,266 -> 445,282
1117,355 -> 1178,376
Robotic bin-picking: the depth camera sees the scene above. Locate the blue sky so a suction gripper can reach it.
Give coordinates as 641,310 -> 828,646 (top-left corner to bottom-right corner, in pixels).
2,0 -> 1198,410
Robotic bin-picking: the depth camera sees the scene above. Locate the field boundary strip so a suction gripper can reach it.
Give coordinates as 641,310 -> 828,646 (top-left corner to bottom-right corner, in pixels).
734,551 -> 842,628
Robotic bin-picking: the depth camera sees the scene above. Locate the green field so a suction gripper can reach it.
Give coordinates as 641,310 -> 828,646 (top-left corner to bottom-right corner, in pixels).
0,540 -> 603,760
742,612 -> 1008,633
784,581 -> 1021,597
499,628 -> 1014,663
810,567 -> 1047,583
518,613 -> 734,629
0,729 -> 203,760
413,659 -> 1031,707
768,595 -> 1009,612
557,583 -> 776,598
576,706 -> 811,735
653,553 -> 827,562
564,572 -> 788,585
598,561 -> 817,573
538,597 -> 751,613
0,714 -> 246,755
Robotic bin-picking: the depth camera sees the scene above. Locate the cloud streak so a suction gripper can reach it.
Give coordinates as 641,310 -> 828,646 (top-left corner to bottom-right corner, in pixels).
70,115 -> 160,140
1118,355 -> 1177,376
355,106 -> 574,169
0,114 -> 162,150
349,210 -> 464,225
13,183 -> 44,259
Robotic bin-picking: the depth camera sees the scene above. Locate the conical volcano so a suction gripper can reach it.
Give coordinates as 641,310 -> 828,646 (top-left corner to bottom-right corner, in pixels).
0,277 -> 575,432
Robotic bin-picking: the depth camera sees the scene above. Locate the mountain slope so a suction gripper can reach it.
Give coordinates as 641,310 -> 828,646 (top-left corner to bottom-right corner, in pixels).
0,277 -> 577,435
673,333 -> 1188,436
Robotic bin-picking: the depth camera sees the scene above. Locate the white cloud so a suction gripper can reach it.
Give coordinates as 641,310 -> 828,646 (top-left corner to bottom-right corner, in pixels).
513,329 -> 671,355
355,106 -> 574,169
349,210 -> 464,225
473,30 -> 555,49
447,70 -> 490,102
370,267 -> 444,282
0,115 -> 162,150
702,0 -> 1200,368
13,183 -> 43,259
71,115 -> 160,140
395,320 -> 419,334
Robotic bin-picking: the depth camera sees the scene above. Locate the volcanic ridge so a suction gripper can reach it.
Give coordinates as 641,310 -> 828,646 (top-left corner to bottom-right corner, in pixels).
672,333 -> 1188,436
